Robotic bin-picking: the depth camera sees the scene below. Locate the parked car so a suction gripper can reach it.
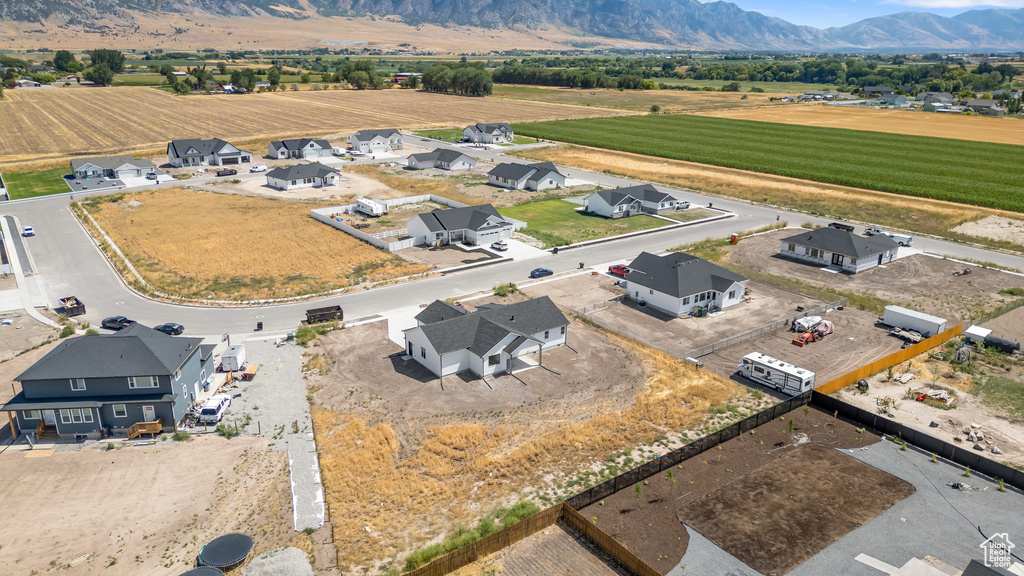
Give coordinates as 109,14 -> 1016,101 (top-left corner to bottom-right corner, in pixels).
199,394 -> 231,424
608,264 -> 629,277
101,316 -> 136,330
491,240 -> 508,251
249,165 -> 268,173
21,226 -> 35,237
530,268 -> 553,279
153,322 -> 184,335
216,168 -> 238,177
145,172 -> 158,180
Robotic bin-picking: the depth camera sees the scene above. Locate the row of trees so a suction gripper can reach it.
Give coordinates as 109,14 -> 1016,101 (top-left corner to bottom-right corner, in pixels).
491,65 -> 658,90
421,63 -> 492,96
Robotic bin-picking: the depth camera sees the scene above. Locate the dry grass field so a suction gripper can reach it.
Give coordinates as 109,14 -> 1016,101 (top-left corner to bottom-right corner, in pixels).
511,144 -> 1024,252
701,104 -> 1024,145
493,85 -> 795,113
80,189 -> 428,301
0,87 -> 627,166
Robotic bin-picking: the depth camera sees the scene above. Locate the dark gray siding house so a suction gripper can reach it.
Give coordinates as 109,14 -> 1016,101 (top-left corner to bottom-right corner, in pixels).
2,324 -> 214,440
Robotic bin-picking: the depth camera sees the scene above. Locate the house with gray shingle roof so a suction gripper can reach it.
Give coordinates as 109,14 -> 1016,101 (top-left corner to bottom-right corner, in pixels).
780,227 -> 898,273
403,296 -> 568,378
624,251 -> 748,317
406,204 -> 518,247
487,162 -> 566,191
166,138 -> 252,167
348,129 -> 403,154
265,163 -> 341,191
584,184 -> 683,218
268,138 -> 333,160
406,148 -> 478,171
2,324 -> 216,440
70,155 -> 155,180
463,122 -> 514,144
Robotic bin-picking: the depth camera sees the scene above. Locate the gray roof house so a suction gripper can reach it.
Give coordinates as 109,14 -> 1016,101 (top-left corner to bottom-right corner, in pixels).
406,148 -> 478,171
265,163 -> 341,191
166,138 -> 252,167
463,122 -> 514,144
268,138 -> 333,159
348,129 -> 403,154
487,162 -> 567,191
584,184 -> 683,218
878,94 -> 907,107
70,155 -> 155,180
965,99 -> 1006,116
403,296 -> 569,378
624,251 -> 749,317
862,86 -> 894,97
780,227 -> 899,273
2,324 -> 216,440
406,204 -> 520,247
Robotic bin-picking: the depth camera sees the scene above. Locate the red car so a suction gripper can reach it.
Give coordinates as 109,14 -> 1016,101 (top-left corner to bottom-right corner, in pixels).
608,264 -> 629,277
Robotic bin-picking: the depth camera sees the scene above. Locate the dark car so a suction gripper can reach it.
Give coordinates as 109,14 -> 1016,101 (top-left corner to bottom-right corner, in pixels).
145,172 -> 159,180
529,268 -> 553,279
153,323 -> 184,335
101,316 -> 136,330
216,168 -> 238,177
608,264 -> 629,277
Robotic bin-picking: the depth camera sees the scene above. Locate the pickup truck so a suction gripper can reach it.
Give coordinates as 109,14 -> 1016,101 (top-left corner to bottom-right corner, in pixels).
865,228 -> 913,247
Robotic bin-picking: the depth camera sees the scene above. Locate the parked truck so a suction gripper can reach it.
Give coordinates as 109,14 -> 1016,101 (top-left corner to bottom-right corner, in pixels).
58,296 -> 86,317
882,305 -> 947,338
864,227 -> 913,246
355,198 -> 388,217
737,352 -> 816,395
220,344 -> 246,372
305,305 -> 343,324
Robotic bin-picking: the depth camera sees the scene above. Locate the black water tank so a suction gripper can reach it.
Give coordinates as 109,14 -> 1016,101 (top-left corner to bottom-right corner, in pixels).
984,334 -> 1020,353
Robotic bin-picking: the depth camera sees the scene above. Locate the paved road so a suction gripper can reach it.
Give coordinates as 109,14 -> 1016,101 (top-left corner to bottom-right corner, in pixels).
2,216 -> 33,275
3,137 -> 1023,337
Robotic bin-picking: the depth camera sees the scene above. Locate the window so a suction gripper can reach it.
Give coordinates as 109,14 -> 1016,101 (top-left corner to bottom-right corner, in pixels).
560,326 -> 566,335
488,354 -> 500,366
683,297 -> 690,305
420,347 -> 426,359
70,378 -> 86,391
728,290 -> 736,299
200,369 -> 207,383
128,376 -> 158,389
113,404 -> 127,418
172,369 -> 180,381
649,289 -> 653,295
23,410 -> 41,420
754,366 -> 765,374
544,330 -> 550,339
787,243 -> 795,252
850,258 -> 858,265
60,408 -> 93,424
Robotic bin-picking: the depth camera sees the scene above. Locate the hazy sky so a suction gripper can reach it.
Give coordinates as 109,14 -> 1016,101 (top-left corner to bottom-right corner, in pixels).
716,0 -> 1024,28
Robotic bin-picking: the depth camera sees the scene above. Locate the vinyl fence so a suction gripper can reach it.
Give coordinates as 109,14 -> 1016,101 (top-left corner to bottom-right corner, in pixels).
814,323 -> 963,395
576,294 -> 625,316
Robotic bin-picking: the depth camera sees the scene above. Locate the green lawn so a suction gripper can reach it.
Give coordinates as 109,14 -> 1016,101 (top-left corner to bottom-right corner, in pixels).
4,167 -> 72,199
415,128 -> 465,141
113,74 -> 167,87
514,115 -> 1024,213
498,199 -> 667,247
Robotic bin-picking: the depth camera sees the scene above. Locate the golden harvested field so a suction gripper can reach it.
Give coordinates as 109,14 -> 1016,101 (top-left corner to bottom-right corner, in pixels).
493,84 -> 794,113
701,104 -> 1024,145
0,87 -> 627,166
81,189 -> 427,301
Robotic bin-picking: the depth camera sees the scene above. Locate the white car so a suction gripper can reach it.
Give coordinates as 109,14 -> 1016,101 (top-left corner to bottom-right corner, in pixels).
199,394 -> 232,424
249,165 -> 268,173
491,241 -> 508,251
21,226 -> 35,237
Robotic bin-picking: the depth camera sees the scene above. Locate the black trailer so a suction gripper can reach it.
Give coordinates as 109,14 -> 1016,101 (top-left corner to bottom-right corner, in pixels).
305,305 -> 343,324
59,296 -> 86,316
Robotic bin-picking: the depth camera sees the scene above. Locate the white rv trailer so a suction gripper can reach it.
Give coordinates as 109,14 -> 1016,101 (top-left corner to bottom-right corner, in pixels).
737,352 -> 816,395
355,198 -> 388,217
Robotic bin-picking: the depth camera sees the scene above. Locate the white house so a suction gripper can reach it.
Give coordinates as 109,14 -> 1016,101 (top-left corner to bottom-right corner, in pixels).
265,163 -> 341,191
584,184 -> 682,218
780,227 -> 899,273
487,162 -> 566,191
463,123 -> 514,144
407,204 -> 516,247
878,94 -> 908,107
70,156 -> 154,179
624,251 -> 749,317
348,129 -> 403,154
403,296 -> 569,379
406,148 -> 478,171
166,139 -> 252,167
268,138 -> 333,159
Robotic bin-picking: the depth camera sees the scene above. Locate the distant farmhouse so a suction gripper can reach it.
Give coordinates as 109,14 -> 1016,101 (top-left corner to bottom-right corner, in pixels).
265,164 -> 341,191
463,123 -> 514,144
780,227 -> 898,273
862,86 -> 894,98
403,297 -> 568,379
488,162 -> 566,191
348,129 -> 403,154
71,156 -> 154,180
407,204 -> 517,247
167,138 -> 252,167
583,184 -> 684,218
878,94 -> 907,107
268,138 -> 333,160
624,251 -> 749,317
965,99 -> 1006,117
407,149 -> 478,171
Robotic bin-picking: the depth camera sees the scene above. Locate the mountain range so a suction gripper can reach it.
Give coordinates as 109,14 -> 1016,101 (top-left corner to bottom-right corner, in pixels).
1,0 -> 1022,50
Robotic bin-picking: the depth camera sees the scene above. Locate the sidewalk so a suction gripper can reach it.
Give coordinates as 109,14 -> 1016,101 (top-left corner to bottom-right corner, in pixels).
0,215 -> 58,327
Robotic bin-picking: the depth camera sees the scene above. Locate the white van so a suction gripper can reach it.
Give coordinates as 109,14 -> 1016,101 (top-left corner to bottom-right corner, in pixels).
199,394 -> 231,424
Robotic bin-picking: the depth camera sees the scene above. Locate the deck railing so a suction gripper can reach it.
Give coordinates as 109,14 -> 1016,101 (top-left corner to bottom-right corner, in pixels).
127,418 -> 163,440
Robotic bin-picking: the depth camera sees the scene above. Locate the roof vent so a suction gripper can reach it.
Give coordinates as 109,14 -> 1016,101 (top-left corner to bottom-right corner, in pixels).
510,315 -> 515,322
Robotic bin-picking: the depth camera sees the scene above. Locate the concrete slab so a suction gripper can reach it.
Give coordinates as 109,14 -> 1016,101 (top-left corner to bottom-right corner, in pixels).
490,238 -> 548,261
0,289 -> 22,312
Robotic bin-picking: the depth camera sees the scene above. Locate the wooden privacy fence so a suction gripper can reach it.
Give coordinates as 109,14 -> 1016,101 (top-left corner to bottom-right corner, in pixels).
814,323 -> 963,395
406,503 -> 660,576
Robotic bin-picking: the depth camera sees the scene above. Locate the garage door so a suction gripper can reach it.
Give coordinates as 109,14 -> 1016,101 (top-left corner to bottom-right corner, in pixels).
222,157 -> 239,165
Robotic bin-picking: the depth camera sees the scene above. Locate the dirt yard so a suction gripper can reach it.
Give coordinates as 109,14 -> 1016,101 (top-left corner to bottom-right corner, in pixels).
0,312 -> 58,363
952,216 -> 1024,247
396,244 -> 498,269
701,104 -> 1024,145
519,271 -> 625,311
0,434 -> 300,576
583,405 -> 892,574
454,522 -> 630,576
726,229 -> 1024,323
983,304 -> 1024,343
305,294 -> 754,573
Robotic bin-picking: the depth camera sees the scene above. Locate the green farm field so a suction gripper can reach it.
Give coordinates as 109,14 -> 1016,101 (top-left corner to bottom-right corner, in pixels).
515,115 -> 1024,212
498,198 -> 667,247
657,78 -> 830,92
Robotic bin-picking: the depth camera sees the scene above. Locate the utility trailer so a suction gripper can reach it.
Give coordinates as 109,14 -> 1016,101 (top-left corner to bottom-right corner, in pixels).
220,344 -> 246,372
58,296 -> 86,317
355,198 -> 388,217
737,352 -> 816,396
882,306 -> 946,338
889,327 -> 924,345
305,305 -> 343,324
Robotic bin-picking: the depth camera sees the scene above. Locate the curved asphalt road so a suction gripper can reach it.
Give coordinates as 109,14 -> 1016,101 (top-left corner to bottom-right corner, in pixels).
4,137 -> 1023,336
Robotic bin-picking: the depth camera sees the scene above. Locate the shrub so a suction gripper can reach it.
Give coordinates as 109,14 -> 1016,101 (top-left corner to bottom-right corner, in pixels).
172,431 -> 192,441
404,544 -> 446,571
216,423 -> 239,439
499,500 -> 540,526
59,325 -> 75,338
493,283 -> 518,297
